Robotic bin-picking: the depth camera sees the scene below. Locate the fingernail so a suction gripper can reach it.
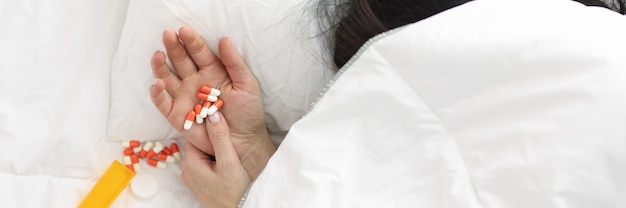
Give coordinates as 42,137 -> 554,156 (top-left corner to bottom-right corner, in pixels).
152,79 -> 158,86
209,112 -> 221,123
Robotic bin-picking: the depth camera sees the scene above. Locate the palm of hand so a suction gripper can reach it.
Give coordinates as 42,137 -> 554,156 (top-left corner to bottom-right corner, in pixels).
149,27 -> 267,161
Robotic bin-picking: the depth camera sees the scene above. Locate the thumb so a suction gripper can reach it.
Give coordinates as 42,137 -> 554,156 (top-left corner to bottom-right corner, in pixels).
206,111 -> 240,169
218,37 -> 257,88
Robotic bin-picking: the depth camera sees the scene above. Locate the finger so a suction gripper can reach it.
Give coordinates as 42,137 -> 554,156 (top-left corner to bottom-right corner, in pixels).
151,50 -> 181,97
205,111 -> 240,170
218,37 -> 258,87
149,79 -> 173,117
184,130 -> 216,157
178,26 -> 221,71
162,29 -> 198,80
183,139 -> 213,167
181,140 -> 214,187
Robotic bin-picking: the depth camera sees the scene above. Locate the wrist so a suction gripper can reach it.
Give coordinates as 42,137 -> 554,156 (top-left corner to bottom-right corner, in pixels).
239,130 -> 276,181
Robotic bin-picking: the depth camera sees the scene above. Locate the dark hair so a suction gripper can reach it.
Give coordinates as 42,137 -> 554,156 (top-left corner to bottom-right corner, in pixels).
318,0 -> 626,69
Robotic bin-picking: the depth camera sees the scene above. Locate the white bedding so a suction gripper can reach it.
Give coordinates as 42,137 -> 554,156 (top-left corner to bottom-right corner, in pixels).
1,0 -> 625,207
0,1 -> 200,207
0,0 -> 325,207
245,0 -> 626,207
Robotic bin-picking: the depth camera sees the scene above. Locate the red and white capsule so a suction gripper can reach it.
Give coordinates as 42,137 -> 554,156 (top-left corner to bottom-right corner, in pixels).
200,85 -> 221,97
157,153 -> 176,163
161,146 -> 172,155
194,104 -> 204,124
131,153 -> 139,164
200,101 -> 211,118
206,99 -> 224,116
132,163 -> 141,172
171,143 -> 182,162
148,158 -> 167,169
184,110 -> 196,130
146,142 -> 164,158
123,156 -> 132,165
153,141 -> 165,154
146,150 -> 156,159
121,140 -> 140,148
123,148 -> 135,156
197,92 -> 218,102
139,141 -> 154,158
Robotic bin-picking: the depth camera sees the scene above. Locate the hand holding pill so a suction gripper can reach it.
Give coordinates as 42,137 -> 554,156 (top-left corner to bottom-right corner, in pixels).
148,26 -> 276,180
181,112 -> 251,207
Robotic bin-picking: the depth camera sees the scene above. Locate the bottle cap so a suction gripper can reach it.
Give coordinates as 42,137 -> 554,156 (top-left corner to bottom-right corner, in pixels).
130,171 -> 160,198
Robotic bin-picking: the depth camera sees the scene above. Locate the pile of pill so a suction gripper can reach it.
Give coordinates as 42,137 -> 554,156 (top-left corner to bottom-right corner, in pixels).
183,85 -> 223,130
121,140 -> 182,172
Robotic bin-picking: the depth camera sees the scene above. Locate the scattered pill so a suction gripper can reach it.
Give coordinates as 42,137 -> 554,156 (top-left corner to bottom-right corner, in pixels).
200,85 -> 221,97
201,101 -> 211,118
171,143 -> 182,161
132,163 -> 142,172
146,142 -> 164,158
131,154 -> 139,164
184,111 -> 195,130
161,147 -> 172,155
139,142 -> 154,158
197,92 -> 218,102
123,148 -> 134,156
120,140 -> 180,172
123,156 -> 132,165
157,153 -> 176,163
194,104 -> 204,124
206,99 -> 224,116
153,142 -> 165,154
148,158 -> 167,169
121,140 -> 141,148
146,150 -> 156,159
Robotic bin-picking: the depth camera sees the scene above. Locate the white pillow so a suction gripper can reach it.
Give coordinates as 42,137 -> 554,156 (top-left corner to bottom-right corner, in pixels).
107,0 -> 333,142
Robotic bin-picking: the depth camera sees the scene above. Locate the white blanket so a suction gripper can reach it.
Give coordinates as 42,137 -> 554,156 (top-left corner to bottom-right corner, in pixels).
245,0 -> 626,207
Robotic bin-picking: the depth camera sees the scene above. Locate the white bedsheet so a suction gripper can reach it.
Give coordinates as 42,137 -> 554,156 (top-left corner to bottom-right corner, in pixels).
0,1 -> 200,207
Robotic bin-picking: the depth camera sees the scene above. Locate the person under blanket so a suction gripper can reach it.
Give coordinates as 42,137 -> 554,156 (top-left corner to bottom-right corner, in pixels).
147,0 -> 625,207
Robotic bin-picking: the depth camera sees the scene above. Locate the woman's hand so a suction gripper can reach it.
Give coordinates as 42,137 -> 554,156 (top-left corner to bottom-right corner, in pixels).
149,26 -> 275,179
181,112 -> 250,208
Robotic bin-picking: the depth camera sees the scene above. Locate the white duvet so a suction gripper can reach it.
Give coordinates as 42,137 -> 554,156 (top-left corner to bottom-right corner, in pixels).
245,0 -> 626,207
